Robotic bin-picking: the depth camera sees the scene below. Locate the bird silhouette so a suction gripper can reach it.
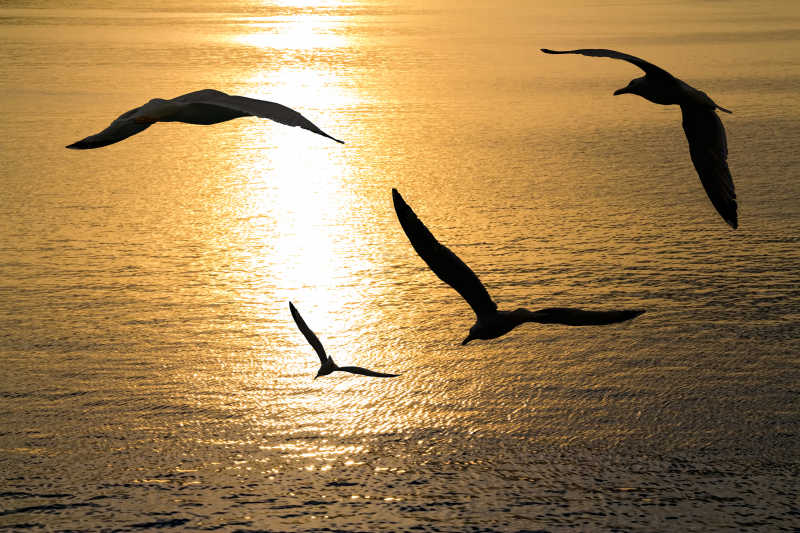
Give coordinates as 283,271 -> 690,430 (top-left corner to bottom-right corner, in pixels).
541,48 -> 737,229
392,188 -> 644,345
66,89 -> 344,149
289,302 -> 399,379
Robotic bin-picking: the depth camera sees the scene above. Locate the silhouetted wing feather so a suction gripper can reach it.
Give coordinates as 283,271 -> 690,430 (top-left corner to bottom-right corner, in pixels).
337,366 -> 399,378
680,105 -> 738,228
541,48 -> 672,78
392,189 -> 497,318
66,107 -> 152,149
528,308 -> 644,326
172,89 -> 344,143
289,302 -> 328,364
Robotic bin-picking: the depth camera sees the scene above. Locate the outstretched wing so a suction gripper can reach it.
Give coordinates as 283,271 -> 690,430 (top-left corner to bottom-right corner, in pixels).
541,48 -> 673,79
172,89 -> 344,144
392,188 -> 497,318
289,302 -> 328,364
527,308 -> 645,326
680,105 -> 738,229
337,366 -> 399,378
66,106 -> 153,149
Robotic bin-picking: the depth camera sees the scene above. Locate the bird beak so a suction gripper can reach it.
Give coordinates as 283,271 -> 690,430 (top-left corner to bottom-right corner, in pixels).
461,335 -> 473,346
613,87 -> 630,96
313,375 -> 318,380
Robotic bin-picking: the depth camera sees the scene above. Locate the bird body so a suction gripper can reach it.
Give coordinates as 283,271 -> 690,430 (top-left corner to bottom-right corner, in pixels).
614,74 -> 729,113
289,302 -> 399,379
145,99 -> 247,125
541,48 -> 737,228
67,89 -> 343,149
465,310 -> 524,345
392,189 -> 644,345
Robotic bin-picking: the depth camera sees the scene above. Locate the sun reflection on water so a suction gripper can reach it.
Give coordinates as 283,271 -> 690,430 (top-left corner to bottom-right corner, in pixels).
228,119 -> 365,328
262,0 -> 343,8
234,17 -> 350,51
213,15 -> 408,443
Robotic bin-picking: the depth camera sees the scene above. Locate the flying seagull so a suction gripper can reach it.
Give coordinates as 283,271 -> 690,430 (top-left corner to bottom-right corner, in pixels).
541,48 -> 737,229
66,89 -> 344,149
392,189 -> 644,345
289,302 -> 399,379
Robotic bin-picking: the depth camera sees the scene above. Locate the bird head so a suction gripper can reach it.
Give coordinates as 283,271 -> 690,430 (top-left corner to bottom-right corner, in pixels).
461,326 -> 479,345
315,361 -> 334,379
613,77 -> 645,96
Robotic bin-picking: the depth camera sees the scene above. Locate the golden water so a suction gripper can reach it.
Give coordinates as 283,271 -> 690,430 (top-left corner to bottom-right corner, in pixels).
1,1 -> 799,530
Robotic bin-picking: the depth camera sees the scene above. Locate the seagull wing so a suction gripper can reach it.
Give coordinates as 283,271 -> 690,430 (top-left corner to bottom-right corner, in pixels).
336,366 -> 399,378
66,106 -> 153,149
289,302 -> 329,365
680,105 -> 738,229
392,189 -> 497,318
526,308 -> 645,326
541,48 -> 673,78
171,89 -> 344,143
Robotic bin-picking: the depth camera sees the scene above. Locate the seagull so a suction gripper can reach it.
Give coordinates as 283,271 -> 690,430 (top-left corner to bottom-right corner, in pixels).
541,48 -> 737,229
392,189 -> 644,345
66,89 -> 344,149
289,302 -> 399,379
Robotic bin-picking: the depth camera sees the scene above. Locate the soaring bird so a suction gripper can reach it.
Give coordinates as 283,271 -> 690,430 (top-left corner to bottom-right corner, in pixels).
289,302 -> 399,379
541,48 -> 738,229
392,189 -> 644,345
66,89 -> 344,149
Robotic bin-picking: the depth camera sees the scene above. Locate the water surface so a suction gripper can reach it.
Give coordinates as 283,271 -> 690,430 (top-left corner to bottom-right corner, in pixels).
1,1 -> 799,530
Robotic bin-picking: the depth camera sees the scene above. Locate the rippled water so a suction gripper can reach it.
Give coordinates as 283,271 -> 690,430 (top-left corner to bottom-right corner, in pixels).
1,1 -> 799,531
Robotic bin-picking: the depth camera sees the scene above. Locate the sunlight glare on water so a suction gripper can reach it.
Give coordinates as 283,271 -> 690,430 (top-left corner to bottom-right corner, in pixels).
233,15 -> 350,51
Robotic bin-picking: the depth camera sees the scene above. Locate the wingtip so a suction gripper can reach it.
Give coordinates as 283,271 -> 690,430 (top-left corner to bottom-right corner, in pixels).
720,213 -> 738,229
727,212 -> 738,229
309,126 -> 345,145
392,189 -> 413,216
66,138 -> 105,149
541,48 -> 554,54
391,188 -> 404,206
619,309 -> 645,322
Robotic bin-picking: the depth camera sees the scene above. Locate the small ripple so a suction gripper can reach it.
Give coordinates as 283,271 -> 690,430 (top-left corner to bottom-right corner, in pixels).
0,502 -> 98,517
0,491 -> 72,499
128,517 -> 190,529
